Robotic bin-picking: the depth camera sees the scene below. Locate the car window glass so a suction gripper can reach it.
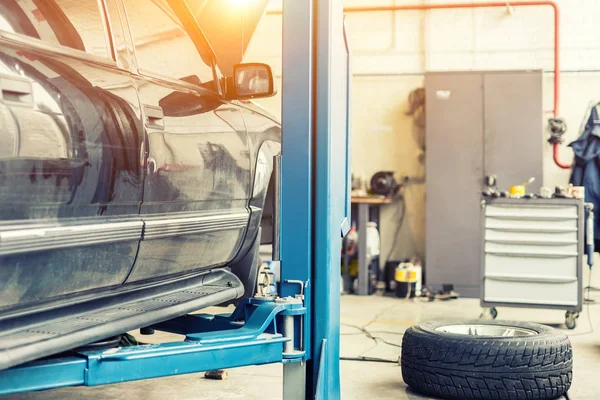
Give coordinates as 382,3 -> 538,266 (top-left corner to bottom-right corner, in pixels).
0,0 -> 110,59
123,0 -> 215,91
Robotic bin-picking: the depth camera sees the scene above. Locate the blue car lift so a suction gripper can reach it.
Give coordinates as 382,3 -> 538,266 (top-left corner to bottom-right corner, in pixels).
0,0 -> 349,399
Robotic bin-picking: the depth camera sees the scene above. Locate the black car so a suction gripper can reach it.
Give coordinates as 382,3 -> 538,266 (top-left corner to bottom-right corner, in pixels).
0,0 -> 280,370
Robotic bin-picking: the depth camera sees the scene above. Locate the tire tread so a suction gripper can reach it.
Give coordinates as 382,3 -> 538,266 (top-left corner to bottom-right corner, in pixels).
401,323 -> 572,400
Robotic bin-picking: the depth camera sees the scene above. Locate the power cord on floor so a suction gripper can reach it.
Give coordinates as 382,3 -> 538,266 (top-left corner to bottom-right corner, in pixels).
341,330 -> 404,336
568,271 -> 595,337
584,284 -> 598,303
339,304 -> 403,364
341,323 -> 403,348
340,356 -> 398,364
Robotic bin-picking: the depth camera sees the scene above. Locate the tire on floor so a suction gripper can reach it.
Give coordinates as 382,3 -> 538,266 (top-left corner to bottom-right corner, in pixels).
401,320 -> 572,400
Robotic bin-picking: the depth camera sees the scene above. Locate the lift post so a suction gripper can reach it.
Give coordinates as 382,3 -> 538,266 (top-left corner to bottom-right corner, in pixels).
281,0 -> 348,398
0,0 -> 348,398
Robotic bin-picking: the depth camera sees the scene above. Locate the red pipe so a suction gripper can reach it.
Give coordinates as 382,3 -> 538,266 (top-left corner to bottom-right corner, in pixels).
268,1 -> 571,168
553,142 -> 570,169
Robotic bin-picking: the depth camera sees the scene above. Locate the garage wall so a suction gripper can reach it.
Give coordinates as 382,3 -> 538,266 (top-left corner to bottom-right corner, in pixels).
243,0 -> 600,265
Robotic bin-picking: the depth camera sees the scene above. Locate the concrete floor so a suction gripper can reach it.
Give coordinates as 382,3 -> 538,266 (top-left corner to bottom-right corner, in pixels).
4,292 -> 600,399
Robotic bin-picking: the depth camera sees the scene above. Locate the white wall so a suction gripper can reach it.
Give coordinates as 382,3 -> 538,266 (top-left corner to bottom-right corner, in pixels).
244,0 -> 600,264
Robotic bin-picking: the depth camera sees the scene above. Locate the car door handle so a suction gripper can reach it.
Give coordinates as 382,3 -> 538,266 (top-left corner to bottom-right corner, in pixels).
143,104 -> 164,130
0,75 -> 33,105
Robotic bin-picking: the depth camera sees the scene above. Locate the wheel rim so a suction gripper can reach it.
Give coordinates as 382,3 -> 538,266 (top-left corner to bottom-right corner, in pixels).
435,324 -> 538,337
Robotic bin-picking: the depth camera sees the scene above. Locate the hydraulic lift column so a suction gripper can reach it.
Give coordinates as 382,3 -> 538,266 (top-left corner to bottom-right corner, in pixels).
281,0 -> 348,398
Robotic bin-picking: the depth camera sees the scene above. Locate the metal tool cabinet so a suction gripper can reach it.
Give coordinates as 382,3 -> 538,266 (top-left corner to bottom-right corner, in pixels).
481,198 -> 583,328
426,70 -> 544,298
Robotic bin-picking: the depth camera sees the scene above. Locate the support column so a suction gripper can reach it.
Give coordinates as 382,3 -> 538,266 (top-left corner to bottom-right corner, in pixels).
281,0 -> 313,398
281,0 -> 347,398
313,0 -> 346,398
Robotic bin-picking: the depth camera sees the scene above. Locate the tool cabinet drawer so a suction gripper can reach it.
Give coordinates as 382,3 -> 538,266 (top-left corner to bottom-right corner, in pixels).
485,253 -> 577,279
485,217 -> 577,232
485,205 -> 578,219
484,277 -> 578,306
485,226 -> 578,243
485,241 -> 578,257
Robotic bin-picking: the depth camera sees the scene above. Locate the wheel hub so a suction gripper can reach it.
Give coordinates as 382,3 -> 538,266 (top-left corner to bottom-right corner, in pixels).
435,324 -> 538,337
256,262 -> 277,297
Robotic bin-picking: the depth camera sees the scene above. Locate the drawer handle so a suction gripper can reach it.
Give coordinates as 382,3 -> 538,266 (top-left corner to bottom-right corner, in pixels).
485,274 -> 577,284
485,215 -> 577,221
485,225 -> 577,233
485,239 -> 578,246
486,250 -> 577,258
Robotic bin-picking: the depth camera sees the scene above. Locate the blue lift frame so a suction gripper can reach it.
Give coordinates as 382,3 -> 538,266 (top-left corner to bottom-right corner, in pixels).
0,1 -> 349,398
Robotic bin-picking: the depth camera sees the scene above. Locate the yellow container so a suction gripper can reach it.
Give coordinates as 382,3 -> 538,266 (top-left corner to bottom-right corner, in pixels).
395,266 -> 418,283
341,259 -> 359,277
509,185 -> 525,197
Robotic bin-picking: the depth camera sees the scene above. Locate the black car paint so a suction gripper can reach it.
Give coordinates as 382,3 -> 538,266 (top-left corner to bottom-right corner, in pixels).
0,1 -> 279,315
0,39 -> 145,308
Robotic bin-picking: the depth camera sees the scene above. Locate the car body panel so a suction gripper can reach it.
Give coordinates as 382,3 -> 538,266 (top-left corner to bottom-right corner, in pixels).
121,0 -> 253,282
0,25 -> 144,310
0,0 -> 281,368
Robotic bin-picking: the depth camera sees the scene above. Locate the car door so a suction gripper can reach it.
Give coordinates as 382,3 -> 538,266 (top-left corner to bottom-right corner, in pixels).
235,102 -> 281,244
0,0 -> 144,309
121,0 -> 252,282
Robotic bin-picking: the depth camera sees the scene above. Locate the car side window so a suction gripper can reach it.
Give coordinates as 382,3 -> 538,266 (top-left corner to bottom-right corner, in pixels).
0,0 -> 110,59
123,0 -> 216,91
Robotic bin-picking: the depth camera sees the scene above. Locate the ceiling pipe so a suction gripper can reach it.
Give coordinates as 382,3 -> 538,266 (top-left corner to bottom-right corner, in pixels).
268,1 -> 571,169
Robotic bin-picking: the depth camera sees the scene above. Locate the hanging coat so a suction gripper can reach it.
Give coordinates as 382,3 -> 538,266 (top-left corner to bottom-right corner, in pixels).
570,105 -> 600,244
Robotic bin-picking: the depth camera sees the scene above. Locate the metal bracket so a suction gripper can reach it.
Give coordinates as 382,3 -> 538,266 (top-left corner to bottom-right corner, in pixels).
284,279 -> 306,296
186,300 -> 286,343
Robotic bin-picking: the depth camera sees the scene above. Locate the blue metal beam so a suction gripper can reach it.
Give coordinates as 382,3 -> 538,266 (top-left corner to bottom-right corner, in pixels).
84,337 -> 287,386
313,0 -> 347,398
0,357 -> 87,395
280,1 -> 348,398
0,333 -> 288,394
281,0 -> 314,363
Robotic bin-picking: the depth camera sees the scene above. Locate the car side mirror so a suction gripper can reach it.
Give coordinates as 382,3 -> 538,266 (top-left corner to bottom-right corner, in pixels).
227,63 -> 276,100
